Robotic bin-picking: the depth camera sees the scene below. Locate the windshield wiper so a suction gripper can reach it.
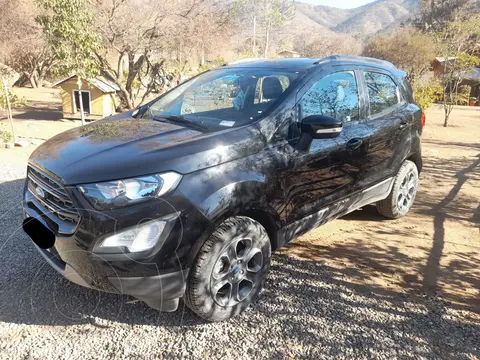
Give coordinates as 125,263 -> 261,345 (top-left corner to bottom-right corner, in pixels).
152,115 -> 208,132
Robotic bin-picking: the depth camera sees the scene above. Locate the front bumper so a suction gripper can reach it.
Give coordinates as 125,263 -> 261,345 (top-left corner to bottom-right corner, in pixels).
22,168 -> 211,311
33,242 -> 189,312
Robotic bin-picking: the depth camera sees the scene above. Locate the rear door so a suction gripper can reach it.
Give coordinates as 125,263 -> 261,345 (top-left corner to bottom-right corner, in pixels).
283,67 -> 371,224
359,68 -> 412,185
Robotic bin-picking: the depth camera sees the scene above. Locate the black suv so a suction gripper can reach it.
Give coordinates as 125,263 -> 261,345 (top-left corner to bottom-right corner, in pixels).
22,56 -> 423,321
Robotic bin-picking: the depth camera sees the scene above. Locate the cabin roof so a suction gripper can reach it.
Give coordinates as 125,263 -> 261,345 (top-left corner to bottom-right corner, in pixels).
52,75 -> 120,93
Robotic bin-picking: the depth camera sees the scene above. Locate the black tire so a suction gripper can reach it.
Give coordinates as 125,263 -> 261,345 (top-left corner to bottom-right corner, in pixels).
376,160 -> 419,219
184,216 -> 271,322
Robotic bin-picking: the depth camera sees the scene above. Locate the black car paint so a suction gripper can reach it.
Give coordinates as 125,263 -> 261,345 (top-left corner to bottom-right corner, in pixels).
23,57 -> 423,310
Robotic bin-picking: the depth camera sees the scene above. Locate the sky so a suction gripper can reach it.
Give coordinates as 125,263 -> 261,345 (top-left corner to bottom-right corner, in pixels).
300,0 -> 377,9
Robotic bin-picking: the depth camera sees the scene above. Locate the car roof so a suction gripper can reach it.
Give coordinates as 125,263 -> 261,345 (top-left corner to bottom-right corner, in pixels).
223,58 -> 322,70
222,55 -> 400,73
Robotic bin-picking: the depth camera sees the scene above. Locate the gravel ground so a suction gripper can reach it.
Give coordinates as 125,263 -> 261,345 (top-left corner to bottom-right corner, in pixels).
0,163 -> 479,360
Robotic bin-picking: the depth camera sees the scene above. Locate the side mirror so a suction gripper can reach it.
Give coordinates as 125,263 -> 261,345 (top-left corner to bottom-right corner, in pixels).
301,115 -> 342,139
132,107 -> 141,118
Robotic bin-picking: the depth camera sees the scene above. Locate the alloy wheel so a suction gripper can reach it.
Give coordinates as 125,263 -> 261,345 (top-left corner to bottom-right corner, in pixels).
210,238 -> 263,307
397,169 -> 417,213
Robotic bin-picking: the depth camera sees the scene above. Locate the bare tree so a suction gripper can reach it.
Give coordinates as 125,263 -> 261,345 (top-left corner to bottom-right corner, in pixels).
260,0 -> 295,58
363,27 -> 437,85
93,0 -> 230,109
233,0 -> 265,57
7,47 -> 56,88
418,0 -> 472,30
234,0 -> 294,58
0,0 -> 54,88
302,33 -> 362,58
93,0 -> 169,109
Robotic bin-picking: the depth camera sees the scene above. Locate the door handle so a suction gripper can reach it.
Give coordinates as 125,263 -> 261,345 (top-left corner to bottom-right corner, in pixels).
399,122 -> 408,130
346,138 -> 363,150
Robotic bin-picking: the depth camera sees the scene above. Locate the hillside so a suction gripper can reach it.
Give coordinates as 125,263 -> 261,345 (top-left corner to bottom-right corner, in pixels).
295,0 -> 420,38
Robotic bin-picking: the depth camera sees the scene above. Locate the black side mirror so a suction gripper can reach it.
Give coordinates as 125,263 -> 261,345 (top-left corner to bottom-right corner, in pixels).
301,115 -> 343,139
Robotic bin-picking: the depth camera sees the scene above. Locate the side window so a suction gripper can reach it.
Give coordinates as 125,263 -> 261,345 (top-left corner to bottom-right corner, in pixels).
300,71 -> 359,123
364,72 -> 399,116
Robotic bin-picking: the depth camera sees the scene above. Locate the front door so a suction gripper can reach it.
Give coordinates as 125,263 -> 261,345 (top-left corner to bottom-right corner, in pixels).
360,69 -> 412,186
283,68 -> 370,224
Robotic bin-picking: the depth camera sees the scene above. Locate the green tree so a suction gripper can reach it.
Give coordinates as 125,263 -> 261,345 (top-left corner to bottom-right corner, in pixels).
436,15 -> 480,126
36,0 -> 101,124
36,0 -> 100,78
439,52 -> 480,126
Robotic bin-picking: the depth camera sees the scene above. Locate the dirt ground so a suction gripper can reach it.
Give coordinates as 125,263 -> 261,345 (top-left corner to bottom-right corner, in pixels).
285,105 -> 480,318
1,87 -> 479,318
0,88 -> 78,144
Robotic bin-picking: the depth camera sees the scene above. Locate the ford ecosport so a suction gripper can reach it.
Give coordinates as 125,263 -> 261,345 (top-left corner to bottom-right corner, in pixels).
22,56 -> 423,321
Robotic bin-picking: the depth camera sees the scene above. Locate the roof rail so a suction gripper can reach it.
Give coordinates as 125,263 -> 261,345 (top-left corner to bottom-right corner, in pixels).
314,55 -> 395,68
223,58 -> 261,66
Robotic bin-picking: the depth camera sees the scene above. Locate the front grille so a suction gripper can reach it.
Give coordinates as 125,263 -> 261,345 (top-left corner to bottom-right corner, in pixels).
26,166 -> 80,235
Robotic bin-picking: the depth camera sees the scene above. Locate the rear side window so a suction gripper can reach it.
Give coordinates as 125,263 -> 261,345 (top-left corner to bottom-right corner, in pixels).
364,72 -> 399,116
300,71 -> 359,123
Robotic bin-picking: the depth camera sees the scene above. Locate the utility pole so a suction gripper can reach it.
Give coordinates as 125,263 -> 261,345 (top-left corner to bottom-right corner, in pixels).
3,81 -> 17,143
77,76 -> 86,126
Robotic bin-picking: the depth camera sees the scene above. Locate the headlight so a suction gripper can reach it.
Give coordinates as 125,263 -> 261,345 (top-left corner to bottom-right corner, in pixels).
78,172 -> 182,211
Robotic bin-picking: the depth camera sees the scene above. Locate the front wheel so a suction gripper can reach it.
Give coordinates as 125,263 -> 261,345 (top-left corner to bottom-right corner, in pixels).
376,160 -> 419,219
184,216 -> 271,322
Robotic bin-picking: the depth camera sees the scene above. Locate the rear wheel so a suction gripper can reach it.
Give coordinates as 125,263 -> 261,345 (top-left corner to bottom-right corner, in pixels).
376,160 -> 419,219
184,216 -> 271,322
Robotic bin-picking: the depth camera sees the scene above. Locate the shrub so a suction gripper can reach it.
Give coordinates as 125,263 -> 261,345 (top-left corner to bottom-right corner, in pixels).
413,79 -> 443,110
0,80 -> 26,109
456,85 -> 472,106
0,129 -> 13,143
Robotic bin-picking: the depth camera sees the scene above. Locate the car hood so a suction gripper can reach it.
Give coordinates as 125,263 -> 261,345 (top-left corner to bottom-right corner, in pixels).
29,117 -> 265,184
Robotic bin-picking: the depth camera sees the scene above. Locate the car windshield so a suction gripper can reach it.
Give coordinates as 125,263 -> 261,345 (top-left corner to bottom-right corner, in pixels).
147,68 -> 300,130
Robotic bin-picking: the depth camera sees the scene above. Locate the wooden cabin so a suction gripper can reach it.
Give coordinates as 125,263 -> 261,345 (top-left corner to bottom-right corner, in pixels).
53,75 -> 120,120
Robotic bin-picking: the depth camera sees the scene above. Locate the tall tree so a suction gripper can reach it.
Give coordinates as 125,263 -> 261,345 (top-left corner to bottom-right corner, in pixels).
36,0 -> 101,124
234,0 -> 264,56
261,0 -> 295,58
234,0 -> 294,58
36,0 -> 100,78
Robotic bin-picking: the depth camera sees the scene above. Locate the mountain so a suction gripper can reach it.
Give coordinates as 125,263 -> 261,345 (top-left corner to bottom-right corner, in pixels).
294,0 -> 420,38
